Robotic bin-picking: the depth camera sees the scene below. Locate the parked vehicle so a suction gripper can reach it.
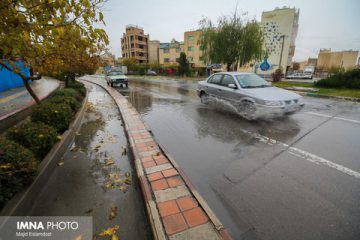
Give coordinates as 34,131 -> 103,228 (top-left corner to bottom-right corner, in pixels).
286,72 -> 312,79
105,71 -> 128,87
146,70 -> 157,76
197,72 -> 304,120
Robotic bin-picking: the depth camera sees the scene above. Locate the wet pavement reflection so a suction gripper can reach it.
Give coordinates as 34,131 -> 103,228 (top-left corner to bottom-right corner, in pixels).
27,83 -> 152,240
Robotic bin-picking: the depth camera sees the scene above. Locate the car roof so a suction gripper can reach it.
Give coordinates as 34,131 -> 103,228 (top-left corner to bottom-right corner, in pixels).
213,72 -> 254,76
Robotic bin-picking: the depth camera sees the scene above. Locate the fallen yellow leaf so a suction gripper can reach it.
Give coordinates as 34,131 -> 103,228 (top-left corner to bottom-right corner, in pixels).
111,234 -> 119,240
98,225 -> 119,237
73,234 -> 84,240
105,159 -> 115,166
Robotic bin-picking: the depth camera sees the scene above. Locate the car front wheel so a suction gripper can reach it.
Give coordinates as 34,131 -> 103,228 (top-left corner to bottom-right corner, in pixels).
238,101 -> 256,120
200,92 -> 209,104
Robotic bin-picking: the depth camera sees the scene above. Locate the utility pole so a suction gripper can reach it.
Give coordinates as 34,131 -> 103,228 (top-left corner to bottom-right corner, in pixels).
279,35 -> 285,70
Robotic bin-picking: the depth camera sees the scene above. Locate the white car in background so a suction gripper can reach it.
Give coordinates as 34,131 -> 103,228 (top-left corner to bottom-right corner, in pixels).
105,71 -> 128,87
286,72 -> 313,79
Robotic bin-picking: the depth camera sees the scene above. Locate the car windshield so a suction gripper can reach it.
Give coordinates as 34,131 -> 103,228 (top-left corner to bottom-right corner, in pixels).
235,74 -> 271,88
108,71 -> 123,76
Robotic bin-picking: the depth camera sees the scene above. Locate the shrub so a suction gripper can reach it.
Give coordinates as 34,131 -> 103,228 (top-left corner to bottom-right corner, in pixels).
271,68 -> 283,82
48,96 -> 81,112
52,88 -> 82,101
0,137 -> 39,209
7,122 -> 59,159
31,102 -> 73,133
68,81 -> 86,97
315,69 -> 360,89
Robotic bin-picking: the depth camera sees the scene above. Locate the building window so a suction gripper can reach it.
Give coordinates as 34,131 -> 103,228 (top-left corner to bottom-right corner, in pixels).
176,48 -> 181,53
188,35 -> 194,41
164,58 -> 170,63
187,57 -> 193,62
163,49 -> 170,53
188,46 -> 193,52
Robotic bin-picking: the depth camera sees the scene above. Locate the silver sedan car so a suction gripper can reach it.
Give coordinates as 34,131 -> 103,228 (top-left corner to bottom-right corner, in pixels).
197,72 -> 304,119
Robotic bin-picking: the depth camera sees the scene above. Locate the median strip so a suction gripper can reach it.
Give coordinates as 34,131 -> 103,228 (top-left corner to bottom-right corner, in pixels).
79,77 -> 232,240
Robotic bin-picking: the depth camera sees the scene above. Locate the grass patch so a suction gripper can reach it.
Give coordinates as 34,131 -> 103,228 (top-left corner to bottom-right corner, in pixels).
316,88 -> 360,98
273,81 -> 360,99
272,81 -> 314,88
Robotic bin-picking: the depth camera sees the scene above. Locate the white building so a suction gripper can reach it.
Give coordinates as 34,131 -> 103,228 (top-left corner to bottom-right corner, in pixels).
258,7 -> 299,75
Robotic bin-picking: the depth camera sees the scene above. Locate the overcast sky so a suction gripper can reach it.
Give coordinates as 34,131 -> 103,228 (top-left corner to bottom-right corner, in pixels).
100,0 -> 360,61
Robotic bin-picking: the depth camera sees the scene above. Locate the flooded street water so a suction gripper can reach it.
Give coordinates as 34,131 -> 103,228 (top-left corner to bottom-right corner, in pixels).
113,76 -> 360,240
27,82 -> 152,240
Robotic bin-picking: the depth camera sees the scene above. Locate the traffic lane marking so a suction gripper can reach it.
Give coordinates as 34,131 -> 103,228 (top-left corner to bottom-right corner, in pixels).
305,111 -> 360,125
240,129 -> 360,179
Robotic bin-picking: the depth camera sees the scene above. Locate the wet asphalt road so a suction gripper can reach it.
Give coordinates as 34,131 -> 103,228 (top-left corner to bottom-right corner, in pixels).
112,76 -> 360,240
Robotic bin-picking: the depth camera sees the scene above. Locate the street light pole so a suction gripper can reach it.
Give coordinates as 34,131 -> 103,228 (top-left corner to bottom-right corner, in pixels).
279,35 -> 285,70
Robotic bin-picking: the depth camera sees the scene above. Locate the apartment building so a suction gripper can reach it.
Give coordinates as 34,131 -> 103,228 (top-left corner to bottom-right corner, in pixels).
183,30 -> 205,68
317,49 -> 359,71
121,25 -> 149,64
157,30 -> 205,68
148,40 -> 160,65
159,39 -> 184,66
259,7 -> 299,74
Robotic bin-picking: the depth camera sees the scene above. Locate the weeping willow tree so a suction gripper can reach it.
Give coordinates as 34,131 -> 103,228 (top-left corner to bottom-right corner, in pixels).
199,12 -> 264,71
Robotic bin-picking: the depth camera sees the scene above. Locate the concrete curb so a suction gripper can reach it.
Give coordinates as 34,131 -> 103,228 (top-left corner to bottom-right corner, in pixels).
79,77 -> 232,240
288,90 -> 360,102
0,86 -> 88,217
0,83 -> 61,134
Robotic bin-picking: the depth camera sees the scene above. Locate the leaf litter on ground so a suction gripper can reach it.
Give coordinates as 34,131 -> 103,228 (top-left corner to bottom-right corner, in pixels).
109,205 -> 117,220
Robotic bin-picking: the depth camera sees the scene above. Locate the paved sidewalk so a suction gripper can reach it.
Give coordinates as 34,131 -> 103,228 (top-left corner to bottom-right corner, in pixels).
80,76 -> 232,240
0,77 -> 60,118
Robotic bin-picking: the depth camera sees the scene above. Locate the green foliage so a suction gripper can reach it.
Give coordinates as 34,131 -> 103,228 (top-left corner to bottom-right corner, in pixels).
7,122 -> 59,159
48,96 -> 81,112
121,58 -> 138,71
315,69 -> 360,89
53,88 -> 82,101
136,65 -> 147,75
177,52 -> 190,76
0,0 -> 108,102
0,137 -> 39,209
31,103 -> 74,133
68,81 -> 87,97
199,13 -> 264,71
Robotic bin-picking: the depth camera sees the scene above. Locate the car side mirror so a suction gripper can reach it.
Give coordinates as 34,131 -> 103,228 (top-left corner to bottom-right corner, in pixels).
228,83 -> 237,89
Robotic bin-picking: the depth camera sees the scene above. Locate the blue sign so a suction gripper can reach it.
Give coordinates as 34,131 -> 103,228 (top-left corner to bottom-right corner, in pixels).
260,58 -> 270,71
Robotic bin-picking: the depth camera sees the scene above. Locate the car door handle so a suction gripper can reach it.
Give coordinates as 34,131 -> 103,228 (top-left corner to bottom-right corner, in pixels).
217,89 -> 222,91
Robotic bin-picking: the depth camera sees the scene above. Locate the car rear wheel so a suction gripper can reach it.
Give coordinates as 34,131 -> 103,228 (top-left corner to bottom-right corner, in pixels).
200,92 -> 209,104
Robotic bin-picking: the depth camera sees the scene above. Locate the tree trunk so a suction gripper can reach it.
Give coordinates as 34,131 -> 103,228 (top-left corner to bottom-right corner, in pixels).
0,61 -> 41,104
227,63 -> 231,71
22,78 -> 40,104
